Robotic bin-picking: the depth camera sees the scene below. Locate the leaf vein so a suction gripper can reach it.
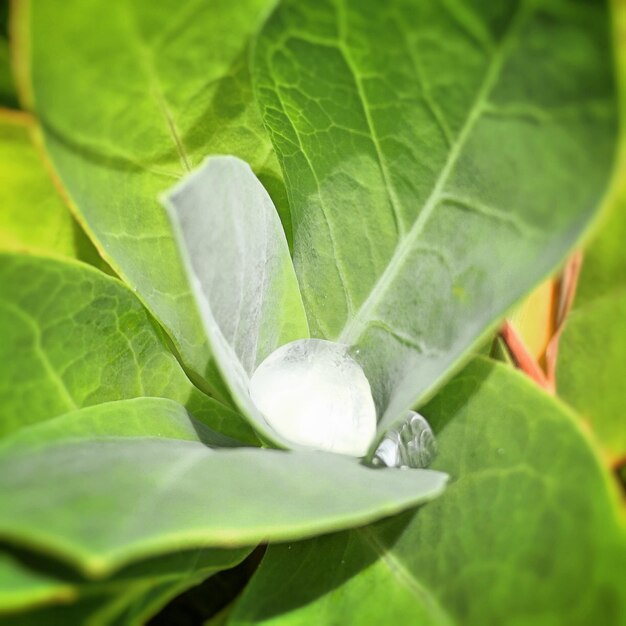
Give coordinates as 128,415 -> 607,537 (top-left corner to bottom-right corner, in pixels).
339,5 -> 527,345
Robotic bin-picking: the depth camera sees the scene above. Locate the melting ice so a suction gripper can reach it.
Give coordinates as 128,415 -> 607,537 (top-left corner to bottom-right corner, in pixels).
249,339 -> 377,456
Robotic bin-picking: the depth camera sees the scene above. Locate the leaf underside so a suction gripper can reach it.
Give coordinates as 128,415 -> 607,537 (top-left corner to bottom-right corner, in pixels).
162,156 -> 308,446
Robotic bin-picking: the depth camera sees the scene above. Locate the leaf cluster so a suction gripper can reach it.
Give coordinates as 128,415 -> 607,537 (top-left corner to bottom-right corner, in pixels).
0,0 -> 625,624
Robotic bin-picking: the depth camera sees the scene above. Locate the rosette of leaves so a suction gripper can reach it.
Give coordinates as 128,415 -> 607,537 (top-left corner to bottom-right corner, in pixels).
0,0 -> 625,625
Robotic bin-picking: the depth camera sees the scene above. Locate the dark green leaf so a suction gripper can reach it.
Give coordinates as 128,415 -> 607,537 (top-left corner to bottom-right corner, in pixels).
0,553 -> 74,615
0,1 -> 17,108
230,359 -> 626,626
0,541 -> 250,620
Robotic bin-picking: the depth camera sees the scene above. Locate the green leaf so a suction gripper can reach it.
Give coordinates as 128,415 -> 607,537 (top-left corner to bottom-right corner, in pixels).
0,114 -> 101,266
0,544 -> 249,624
230,359 -> 626,626
0,553 -> 74,615
573,187 -> 626,305
557,289 -> 626,462
0,44 -> 14,109
17,0 -> 288,399
206,605 -> 235,626
570,0 -> 626,307
0,419 -> 446,575
0,511 -> 251,617
0,580 -> 191,626
253,0 -> 618,441
114,577 -> 208,626
0,253 -> 255,443
556,186 -> 626,458
93,547 -> 251,584
0,1 -> 18,108
162,156 -> 308,444
0,397 -> 239,453
0,590 -> 119,626
554,0 -> 626,458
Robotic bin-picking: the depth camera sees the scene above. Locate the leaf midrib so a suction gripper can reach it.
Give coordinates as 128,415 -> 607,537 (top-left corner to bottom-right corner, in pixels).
121,4 -> 192,174
338,6 -> 527,346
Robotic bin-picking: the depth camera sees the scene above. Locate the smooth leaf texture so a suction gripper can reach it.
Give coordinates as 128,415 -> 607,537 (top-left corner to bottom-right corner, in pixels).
230,359 -> 626,626
113,578 -> 200,626
0,253 -> 255,443
0,591 -> 113,626
0,553 -> 74,615
0,112 -> 101,265
0,579 -> 219,626
557,185 -> 626,460
16,0 -> 289,400
112,577 -> 214,626
0,407 -> 446,576
558,290 -> 626,462
571,183 -> 626,305
162,156 -> 308,444
0,44 -> 14,108
0,544 -> 250,625
0,397 -> 238,454
253,0 -> 618,442
0,53 -> 16,109
571,0 -> 626,308
0,2 -> 17,108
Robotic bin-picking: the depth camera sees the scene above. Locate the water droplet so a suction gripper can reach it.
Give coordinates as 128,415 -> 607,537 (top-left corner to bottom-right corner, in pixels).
249,339 -> 377,456
497,447 -> 505,456
370,411 -> 437,469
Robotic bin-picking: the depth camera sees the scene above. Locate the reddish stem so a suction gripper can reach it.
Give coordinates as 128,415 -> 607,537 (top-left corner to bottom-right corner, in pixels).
500,251 -> 583,394
500,321 -> 552,392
